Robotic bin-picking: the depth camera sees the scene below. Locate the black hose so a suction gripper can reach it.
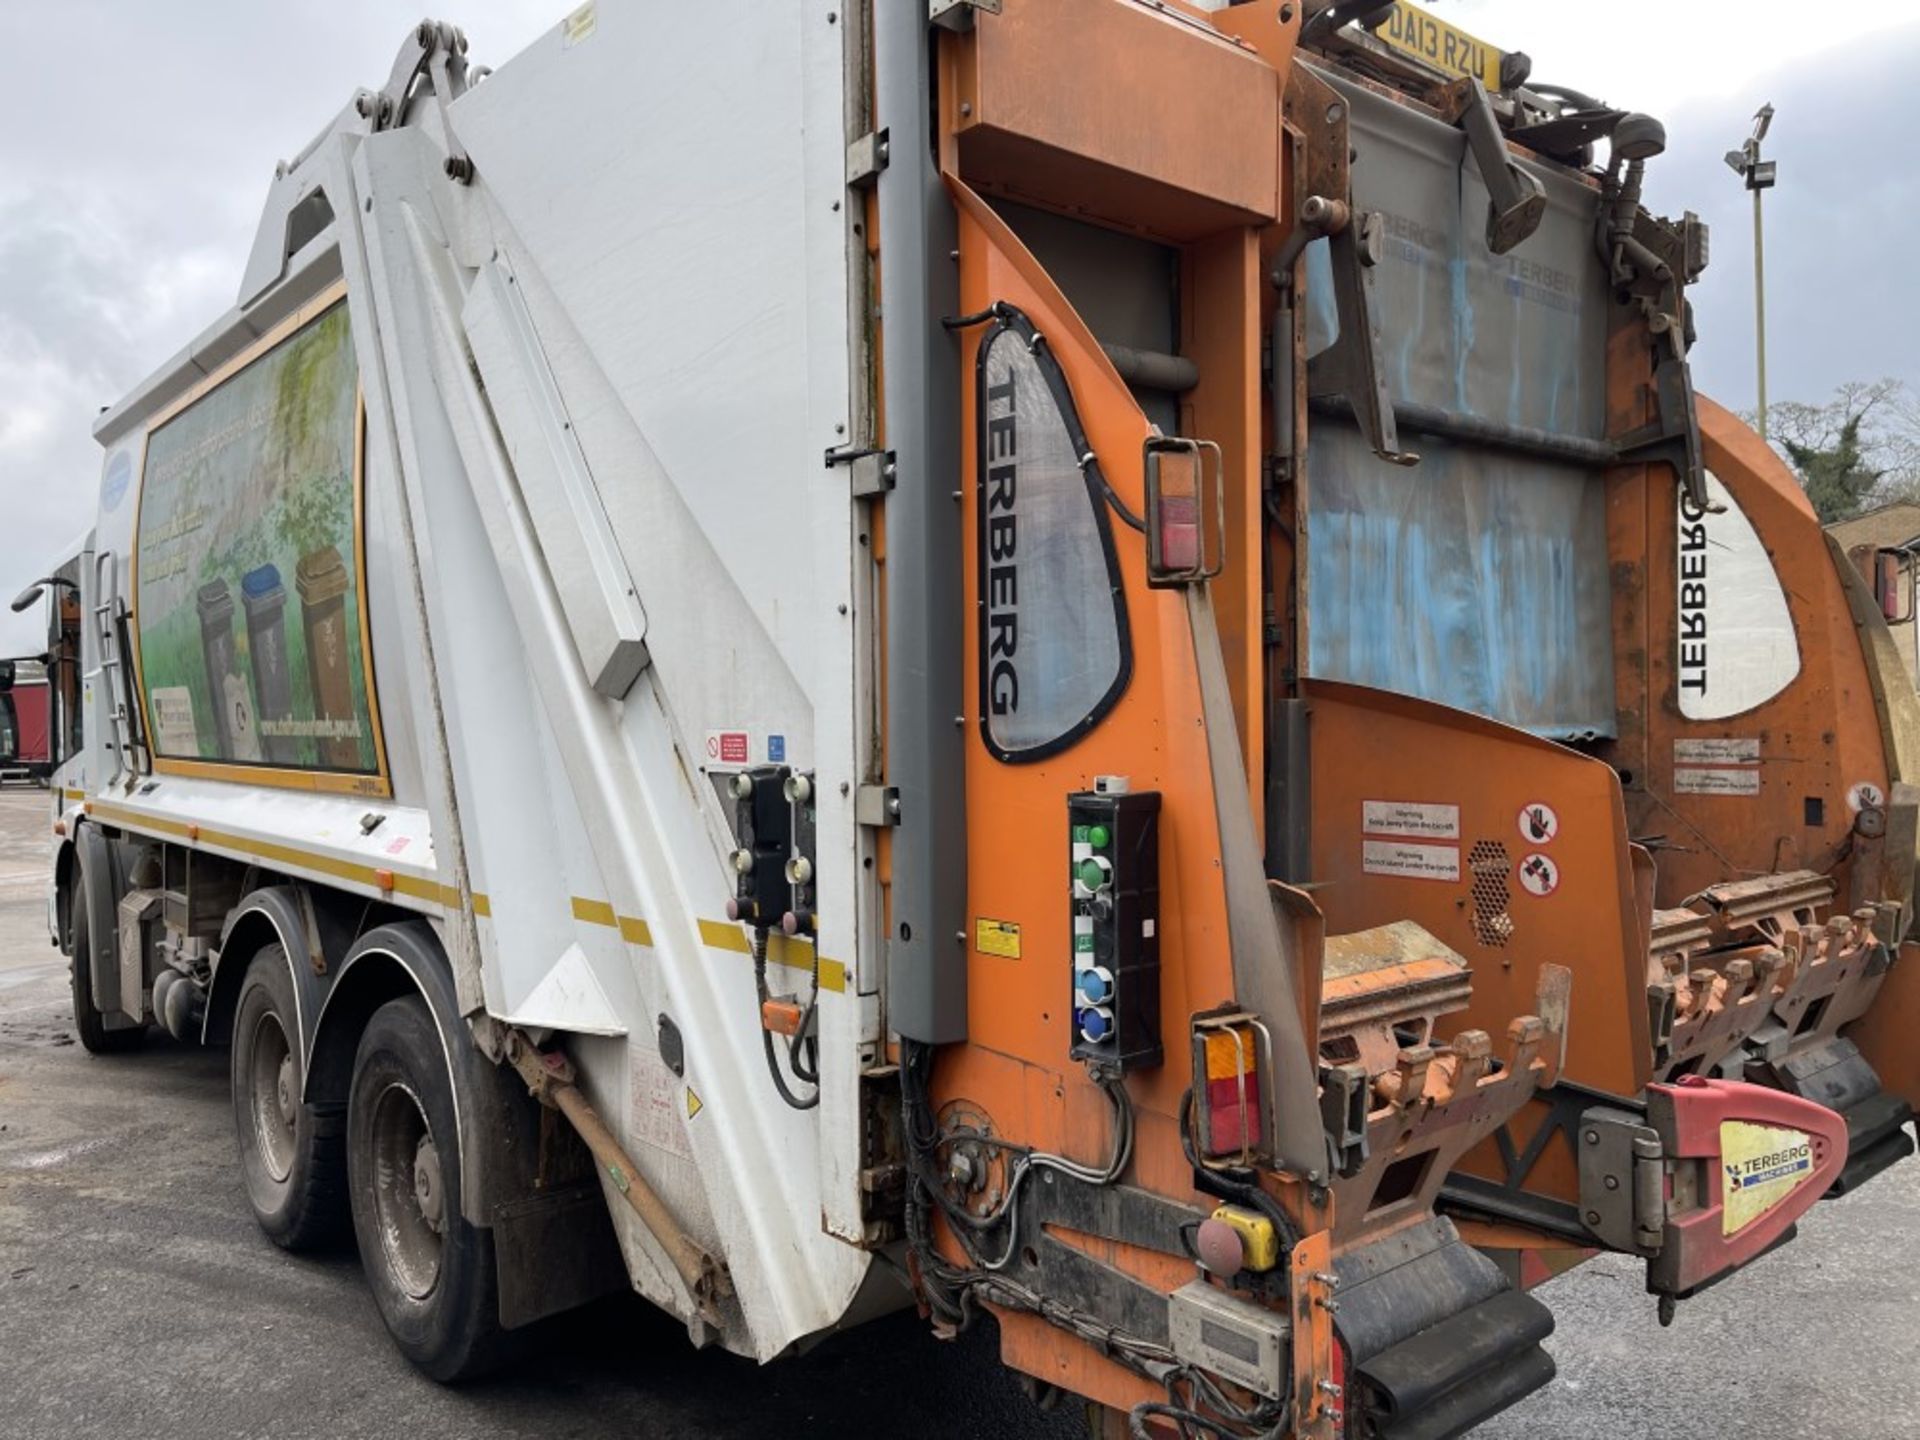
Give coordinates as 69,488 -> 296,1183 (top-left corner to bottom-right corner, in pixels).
753,929 -> 818,1110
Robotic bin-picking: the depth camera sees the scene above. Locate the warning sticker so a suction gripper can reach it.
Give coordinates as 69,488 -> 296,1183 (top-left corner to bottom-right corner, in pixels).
1516,852 -> 1560,898
1720,1120 -> 1814,1234
1517,802 -> 1559,845
704,730 -> 751,766
1847,780 -> 1886,814
975,918 -> 1022,959
1673,737 -> 1761,796
1674,737 -> 1760,764
1362,839 -> 1460,882
685,1086 -> 704,1121
629,1043 -> 692,1160
1362,800 -> 1460,841
1675,767 -> 1761,797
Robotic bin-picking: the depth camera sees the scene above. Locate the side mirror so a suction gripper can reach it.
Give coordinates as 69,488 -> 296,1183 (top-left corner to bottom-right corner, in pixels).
1874,548 -> 1913,625
9,581 -> 46,614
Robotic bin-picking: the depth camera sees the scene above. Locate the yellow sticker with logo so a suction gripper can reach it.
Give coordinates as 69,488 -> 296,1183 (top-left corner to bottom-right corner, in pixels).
1720,1120 -> 1815,1234
975,918 -> 1022,959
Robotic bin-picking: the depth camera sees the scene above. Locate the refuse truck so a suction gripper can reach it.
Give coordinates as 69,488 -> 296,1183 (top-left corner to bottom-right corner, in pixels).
18,2 -> 1920,1435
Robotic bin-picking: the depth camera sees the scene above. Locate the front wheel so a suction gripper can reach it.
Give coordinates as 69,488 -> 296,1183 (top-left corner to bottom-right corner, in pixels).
347,995 -> 504,1382
68,850 -> 143,1055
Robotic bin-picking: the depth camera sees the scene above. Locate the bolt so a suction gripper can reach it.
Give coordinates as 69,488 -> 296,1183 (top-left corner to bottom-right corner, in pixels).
837,603 -> 848,615
1604,1174 -> 1620,1191
1318,1381 -> 1344,1399
1585,1210 -> 1603,1226
960,101 -> 973,117
1584,1129 -> 1600,1146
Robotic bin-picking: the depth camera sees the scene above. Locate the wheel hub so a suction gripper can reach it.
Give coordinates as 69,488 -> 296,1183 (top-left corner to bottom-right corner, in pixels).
276,1054 -> 298,1128
369,1081 -> 445,1300
413,1137 -> 444,1233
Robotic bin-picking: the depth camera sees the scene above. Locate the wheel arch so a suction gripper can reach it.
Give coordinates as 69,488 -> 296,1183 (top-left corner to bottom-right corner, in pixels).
204,885 -> 330,1055
310,919 -> 625,1324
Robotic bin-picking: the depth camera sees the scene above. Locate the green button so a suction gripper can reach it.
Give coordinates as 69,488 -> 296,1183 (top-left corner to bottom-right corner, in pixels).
1076,859 -> 1107,890
1088,825 -> 1111,849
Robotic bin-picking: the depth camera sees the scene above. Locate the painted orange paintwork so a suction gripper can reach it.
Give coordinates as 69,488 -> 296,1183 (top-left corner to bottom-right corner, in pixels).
940,170 -> 1243,1417
1602,396 -> 1893,907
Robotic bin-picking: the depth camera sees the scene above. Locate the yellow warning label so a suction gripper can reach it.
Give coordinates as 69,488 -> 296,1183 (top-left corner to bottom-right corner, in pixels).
686,1086 -> 704,1121
975,918 -> 1022,959
1720,1120 -> 1814,1234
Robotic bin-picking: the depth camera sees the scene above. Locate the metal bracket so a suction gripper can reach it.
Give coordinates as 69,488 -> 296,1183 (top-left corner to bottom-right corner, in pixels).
856,785 -> 901,828
1576,1106 -> 1666,1255
357,20 -> 475,182
1442,77 -> 1547,256
826,444 -> 897,498
846,130 -> 890,189
1307,213 -> 1418,467
930,0 -> 1000,31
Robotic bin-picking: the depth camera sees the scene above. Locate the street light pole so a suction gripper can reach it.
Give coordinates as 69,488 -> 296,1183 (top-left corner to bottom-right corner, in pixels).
1726,104 -> 1777,441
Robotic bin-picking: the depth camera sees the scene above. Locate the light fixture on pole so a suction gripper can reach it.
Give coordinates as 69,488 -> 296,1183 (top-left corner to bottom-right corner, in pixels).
1725,104 -> 1777,440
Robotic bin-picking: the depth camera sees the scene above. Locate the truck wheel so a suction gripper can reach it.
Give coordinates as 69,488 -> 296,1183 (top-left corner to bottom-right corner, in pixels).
68,853 -> 143,1055
231,947 -> 346,1249
347,995 -> 504,1382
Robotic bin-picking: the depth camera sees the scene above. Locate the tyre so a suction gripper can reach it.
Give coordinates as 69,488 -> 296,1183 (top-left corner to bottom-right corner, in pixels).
68,850 -> 143,1055
347,995 -> 504,1381
231,946 -> 347,1249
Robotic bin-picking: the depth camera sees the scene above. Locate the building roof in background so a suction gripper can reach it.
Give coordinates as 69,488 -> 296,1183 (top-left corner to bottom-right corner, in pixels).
1827,501 -> 1920,553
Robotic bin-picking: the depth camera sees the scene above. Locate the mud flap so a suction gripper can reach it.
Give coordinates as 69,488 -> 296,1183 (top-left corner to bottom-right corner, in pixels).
1759,1037 -> 1915,1197
1337,1217 -> 1555,1440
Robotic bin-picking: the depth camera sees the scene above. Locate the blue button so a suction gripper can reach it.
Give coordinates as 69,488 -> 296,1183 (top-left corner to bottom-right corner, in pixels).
1076,969 -> 1112,1003
1077,1007 -> 1113,1042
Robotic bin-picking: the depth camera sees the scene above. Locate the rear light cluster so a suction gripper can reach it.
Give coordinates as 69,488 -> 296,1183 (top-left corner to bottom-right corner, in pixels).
1194,1016 -> 1264,1162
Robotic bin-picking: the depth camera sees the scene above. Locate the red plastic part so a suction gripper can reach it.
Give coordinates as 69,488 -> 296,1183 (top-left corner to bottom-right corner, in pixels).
1650,1075 -> 1847,1294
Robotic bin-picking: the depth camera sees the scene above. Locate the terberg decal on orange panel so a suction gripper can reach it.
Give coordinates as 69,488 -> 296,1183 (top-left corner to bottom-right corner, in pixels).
940,175 -> 1249,1420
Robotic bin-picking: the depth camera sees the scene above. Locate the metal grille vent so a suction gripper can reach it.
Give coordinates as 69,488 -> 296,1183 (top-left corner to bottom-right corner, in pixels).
1469,840 -> 1513,947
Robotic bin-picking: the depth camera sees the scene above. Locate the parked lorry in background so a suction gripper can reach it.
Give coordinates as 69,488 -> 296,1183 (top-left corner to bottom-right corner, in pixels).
0,661 -> 55,784
17,2 -> 1920,1435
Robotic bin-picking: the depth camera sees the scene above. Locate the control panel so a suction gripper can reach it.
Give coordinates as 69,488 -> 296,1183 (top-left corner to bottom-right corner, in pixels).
1069,786 -> 1162,1071
722,765 -> 816,933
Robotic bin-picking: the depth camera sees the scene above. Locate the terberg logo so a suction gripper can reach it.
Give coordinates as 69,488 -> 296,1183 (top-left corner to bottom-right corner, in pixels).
984,373 -> 1019,718
1678,488 -> 1710,700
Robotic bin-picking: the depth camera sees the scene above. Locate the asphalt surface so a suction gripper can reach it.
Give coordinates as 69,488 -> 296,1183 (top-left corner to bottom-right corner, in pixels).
2,781 -> 1917,1438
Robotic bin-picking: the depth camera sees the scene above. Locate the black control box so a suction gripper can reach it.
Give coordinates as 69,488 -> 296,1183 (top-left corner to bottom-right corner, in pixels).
1068,788 -> 1162,1071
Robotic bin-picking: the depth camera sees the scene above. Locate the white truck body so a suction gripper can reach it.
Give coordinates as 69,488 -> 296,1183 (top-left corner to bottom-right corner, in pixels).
72,3 -> 879,1357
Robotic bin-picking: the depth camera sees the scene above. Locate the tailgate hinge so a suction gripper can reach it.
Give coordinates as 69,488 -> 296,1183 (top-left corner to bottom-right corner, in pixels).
825,444 -> 896,498
1577,1107 -> 1666,1255
846,129 -> 891,189
856,785 -> 901,828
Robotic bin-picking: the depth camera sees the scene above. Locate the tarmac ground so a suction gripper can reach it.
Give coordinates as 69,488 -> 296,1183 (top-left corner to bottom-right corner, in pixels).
2,782 -> 1916,1438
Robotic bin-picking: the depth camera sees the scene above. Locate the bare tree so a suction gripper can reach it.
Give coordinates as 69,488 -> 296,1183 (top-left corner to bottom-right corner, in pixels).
1745,379 -> 1920,515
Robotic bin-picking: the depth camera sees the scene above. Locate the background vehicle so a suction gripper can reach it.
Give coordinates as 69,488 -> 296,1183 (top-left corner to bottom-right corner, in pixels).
0,661 -> 53,784
22,3 -> 1918,1437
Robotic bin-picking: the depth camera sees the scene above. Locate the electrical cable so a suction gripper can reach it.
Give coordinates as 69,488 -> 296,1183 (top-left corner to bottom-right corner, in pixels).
751,927 -> 818,1110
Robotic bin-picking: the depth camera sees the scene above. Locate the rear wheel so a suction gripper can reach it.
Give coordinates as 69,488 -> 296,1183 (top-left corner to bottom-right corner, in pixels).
347,995 -> 503,1382
231,947 -> 346,1248
68,851 -> 143,1055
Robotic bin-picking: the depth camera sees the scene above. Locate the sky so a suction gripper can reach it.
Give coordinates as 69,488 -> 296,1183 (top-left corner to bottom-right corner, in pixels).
1,1 -> 1917,656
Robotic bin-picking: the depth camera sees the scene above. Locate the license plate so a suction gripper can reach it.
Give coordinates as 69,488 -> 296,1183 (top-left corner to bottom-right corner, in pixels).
1375,1 -> 1505,90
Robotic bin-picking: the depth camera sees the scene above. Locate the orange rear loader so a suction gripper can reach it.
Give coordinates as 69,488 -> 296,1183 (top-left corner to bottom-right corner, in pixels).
879,3 -> 1920,1436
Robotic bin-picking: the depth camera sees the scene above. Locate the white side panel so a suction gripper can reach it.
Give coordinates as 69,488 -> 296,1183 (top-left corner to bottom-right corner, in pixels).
340,2 -> 873,1358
